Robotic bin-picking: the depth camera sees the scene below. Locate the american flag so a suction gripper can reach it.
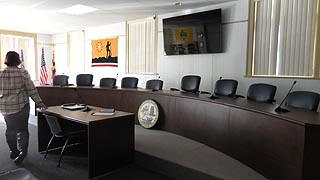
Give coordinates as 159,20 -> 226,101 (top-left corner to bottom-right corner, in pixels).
40,48 -> 48,85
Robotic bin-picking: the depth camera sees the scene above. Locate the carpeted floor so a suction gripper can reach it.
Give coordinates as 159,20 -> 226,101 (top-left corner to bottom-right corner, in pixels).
0,115 -> 173,180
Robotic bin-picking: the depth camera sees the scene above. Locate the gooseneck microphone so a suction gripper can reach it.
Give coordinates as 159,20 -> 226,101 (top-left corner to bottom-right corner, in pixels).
275,81 -> 297,113
72,88 -> 91,112
209,76 -> 222,99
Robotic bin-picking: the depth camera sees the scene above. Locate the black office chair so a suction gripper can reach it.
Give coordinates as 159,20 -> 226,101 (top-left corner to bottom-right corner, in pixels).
214,79 -> 238,97
52,75 -> 69,86
76,74 -> 93,86
100,78 -> 116,88
285,91 -> 320,112
247,83 -> 277,103
121,77 -> 138,88
146,79 -> 163,90
43,114 -> 86,167
181,75 -> 201,92
170,75 -> 201,93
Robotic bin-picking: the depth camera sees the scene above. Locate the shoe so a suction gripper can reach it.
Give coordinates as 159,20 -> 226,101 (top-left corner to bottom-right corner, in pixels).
14,132 -> 29,165
14,151 -> 27,165
6,132 -> 19,160
10,151 -> 19,159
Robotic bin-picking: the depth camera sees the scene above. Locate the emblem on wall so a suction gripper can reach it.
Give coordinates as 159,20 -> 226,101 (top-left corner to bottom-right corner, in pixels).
138,100 -> 159,129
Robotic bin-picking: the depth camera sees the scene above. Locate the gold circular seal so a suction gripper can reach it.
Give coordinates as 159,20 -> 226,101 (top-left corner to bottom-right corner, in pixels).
138,100 -> 159,129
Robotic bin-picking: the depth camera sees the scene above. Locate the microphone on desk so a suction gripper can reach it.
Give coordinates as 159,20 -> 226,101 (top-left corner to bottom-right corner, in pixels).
209,76 -> 222,99
275,81 -> 297,113
72,88 -> 92,111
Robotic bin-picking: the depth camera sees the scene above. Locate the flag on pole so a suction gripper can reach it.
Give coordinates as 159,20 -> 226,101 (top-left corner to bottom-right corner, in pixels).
40,48 -> 48,85
51,49 -> 56,78
20,49 -> 25,69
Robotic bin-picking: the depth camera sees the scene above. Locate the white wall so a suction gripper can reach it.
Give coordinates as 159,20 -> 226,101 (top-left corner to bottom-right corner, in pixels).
47,0 -> 320,102
33,34 -> 54,115
158,1 -> 248,92
157,0 -> 320,102
84,22 -> 125,86
84,22 -> 158,87
37,34 -> 54,84
51,33 -> 69,82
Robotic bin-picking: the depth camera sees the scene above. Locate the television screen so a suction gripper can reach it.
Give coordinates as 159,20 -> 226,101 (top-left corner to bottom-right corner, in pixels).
163,9 -> 222,55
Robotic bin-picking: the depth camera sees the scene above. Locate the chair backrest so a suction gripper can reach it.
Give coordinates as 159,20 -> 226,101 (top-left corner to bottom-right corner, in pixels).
76,74 -> 93,86
52,75 -> 69,86
286,91 -> 320,112
121,77 -> 138,88
146,79 -> 163,90
247,83 -> 277,103
214,79 -> 238,97
43,114 -> 63,137
100,78 -> 116,88
181,75 -> 201,92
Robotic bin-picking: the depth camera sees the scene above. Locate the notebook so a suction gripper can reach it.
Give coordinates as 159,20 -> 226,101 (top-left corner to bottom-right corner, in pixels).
92,108 -> 115,116
61,104 -> 86,110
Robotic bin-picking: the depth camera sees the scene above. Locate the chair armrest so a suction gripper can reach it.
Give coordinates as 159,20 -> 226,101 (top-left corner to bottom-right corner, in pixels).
170,88 -> 180,91
209,95 -> 219,99
228,94 -> 245,98
267,99 -> 276,103
235,94 -> 245,98
200,91 -> 211,94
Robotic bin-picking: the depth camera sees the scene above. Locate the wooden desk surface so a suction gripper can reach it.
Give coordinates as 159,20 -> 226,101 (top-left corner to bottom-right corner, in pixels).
37,85 -> 320,126
41,105 -> 134,125
37,104 -> 135,178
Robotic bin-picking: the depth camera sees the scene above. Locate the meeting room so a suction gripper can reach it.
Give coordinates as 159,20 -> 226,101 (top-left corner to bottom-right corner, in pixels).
0,0 -> 319,180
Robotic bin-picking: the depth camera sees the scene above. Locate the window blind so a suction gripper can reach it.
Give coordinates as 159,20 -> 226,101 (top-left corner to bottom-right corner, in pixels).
251,0 -> 318,77
127,17 -> 157,74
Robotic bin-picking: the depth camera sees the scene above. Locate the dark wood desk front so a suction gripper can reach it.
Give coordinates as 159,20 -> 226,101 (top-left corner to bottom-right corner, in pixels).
37,86 -> 320,180
37,105 -> 135,179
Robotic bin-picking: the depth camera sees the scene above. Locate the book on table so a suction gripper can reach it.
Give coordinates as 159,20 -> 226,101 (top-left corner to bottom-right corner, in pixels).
92,108 -> 115,116
61,103 -> 86,110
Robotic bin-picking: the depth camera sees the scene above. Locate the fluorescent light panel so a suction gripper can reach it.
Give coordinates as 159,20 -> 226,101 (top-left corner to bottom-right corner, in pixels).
57,4 -> 98,15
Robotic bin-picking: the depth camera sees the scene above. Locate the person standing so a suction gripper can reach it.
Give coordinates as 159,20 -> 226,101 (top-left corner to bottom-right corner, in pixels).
0,51 -> 47,164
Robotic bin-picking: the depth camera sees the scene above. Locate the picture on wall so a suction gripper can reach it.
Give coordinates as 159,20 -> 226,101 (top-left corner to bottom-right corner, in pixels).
175,28 -> 193,43
91,37 -> 118,67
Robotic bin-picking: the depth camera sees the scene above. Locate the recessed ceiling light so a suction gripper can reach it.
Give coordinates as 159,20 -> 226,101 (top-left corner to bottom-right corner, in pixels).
57,4 -> 98,15
174,2 -> 183,6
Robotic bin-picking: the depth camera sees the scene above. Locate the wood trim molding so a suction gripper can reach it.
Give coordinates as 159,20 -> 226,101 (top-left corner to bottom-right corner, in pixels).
246,0 -> 255,76
313,0 -> 320,78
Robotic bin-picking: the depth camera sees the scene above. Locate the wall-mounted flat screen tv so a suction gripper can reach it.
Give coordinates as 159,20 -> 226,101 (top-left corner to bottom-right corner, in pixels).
163,9 -> 222,55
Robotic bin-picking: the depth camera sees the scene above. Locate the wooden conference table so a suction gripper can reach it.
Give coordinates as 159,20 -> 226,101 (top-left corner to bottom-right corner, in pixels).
37,105 -> 135,179
37,85 -> 320,180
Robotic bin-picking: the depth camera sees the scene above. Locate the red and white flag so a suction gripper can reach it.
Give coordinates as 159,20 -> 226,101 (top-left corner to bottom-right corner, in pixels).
40,48 -> 48,85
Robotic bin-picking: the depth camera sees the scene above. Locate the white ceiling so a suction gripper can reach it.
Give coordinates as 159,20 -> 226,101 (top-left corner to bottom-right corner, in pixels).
0,0 -> 234,34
